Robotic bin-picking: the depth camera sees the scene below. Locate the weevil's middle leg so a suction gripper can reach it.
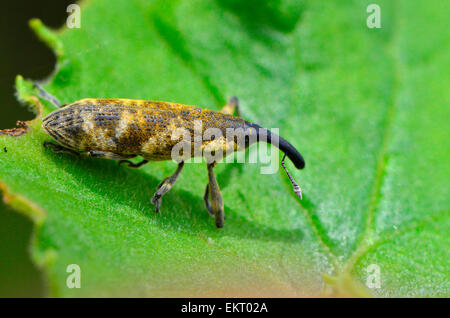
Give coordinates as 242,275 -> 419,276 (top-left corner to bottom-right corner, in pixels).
34,83 -> 63,108
203,184 -> 214,216
221,96 -> 241,118
44,141 -> 80,158
151,161 -> 184,213
205,162 -> 225,228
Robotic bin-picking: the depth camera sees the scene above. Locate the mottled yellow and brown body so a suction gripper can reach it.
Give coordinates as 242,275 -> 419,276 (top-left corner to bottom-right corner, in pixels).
42,98 -> 248,161
36,84 -> 305,228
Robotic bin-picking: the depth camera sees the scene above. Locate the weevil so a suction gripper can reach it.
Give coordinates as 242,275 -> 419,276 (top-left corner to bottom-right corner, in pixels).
34,84 -> 305,228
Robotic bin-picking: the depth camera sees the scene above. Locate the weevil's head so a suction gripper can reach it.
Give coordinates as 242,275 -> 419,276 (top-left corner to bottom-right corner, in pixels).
42,107 -> 80,150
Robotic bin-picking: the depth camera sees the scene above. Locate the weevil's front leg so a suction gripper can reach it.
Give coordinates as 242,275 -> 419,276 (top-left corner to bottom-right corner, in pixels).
118,159 -> 149,169
34,83 -> 64,108
44,141 -> 80,158
221,96 -> 241,118
206,162 -> 225,228
151,161 -> 184,213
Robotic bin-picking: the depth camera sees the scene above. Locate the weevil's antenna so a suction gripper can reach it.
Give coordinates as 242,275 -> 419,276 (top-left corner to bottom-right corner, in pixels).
33,82 -> 62,108
281,153 -> 303,200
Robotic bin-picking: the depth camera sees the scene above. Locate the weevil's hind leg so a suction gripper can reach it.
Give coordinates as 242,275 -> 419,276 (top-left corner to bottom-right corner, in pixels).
119,159 -> 149,169
87,150 -> 135,160
221,96 -> 241,118
33,83 -> 63,108
206,162 -> 225,228
151,161 -> 184,213
44,141 -> 80,158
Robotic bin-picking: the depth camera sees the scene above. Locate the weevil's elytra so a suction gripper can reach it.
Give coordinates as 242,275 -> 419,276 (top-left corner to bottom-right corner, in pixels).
35,84 -> 305,228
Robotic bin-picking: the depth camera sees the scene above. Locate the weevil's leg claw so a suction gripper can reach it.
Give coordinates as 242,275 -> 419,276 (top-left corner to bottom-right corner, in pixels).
154,197 -> 162,213
151,177 -> 169,213
119,159 -> 148,169
44,141 -> 80,158
207,162 -> 225,228
150,161 -> 184,213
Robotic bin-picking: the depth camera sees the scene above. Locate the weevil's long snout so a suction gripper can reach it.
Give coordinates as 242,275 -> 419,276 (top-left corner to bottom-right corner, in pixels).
244,121 -> 305,199
244,121 -> 305,169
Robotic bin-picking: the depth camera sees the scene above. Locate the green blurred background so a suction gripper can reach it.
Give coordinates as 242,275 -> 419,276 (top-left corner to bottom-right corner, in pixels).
0,0 -> 75,297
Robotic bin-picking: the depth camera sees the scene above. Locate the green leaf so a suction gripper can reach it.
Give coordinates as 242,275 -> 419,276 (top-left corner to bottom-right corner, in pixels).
0,0 -> 448,297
